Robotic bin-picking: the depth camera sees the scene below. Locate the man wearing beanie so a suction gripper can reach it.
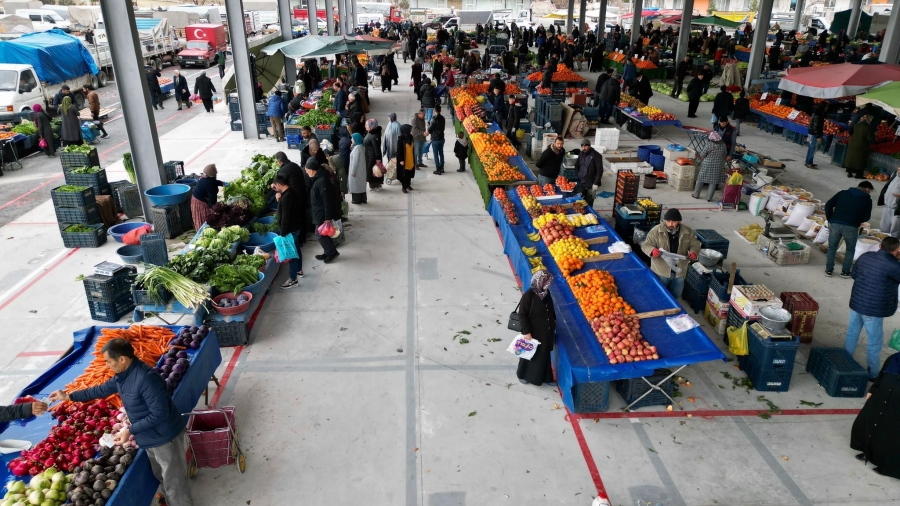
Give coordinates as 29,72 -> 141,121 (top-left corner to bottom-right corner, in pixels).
641,208 -> 702,298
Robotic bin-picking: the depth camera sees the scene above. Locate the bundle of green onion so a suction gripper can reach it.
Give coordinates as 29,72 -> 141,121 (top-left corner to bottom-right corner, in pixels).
136,265 -> 210,309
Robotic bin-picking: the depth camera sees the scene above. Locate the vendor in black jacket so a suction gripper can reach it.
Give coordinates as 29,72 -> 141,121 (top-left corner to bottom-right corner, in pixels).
0,399 -> 47,423
306,160 -> 339,263
593,68 -> 613,107
274,175 -> 305,287
535,136 -> 565,186
711,85 -> 734,123
672,56 -> 691,97
576,139 -> 603,207
506,95 -> 522,148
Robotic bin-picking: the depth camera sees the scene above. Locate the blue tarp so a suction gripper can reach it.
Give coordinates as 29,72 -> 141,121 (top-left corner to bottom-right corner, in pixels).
0,29 -> 99,85
0,326 -> 222,504
489,189 -> 726,412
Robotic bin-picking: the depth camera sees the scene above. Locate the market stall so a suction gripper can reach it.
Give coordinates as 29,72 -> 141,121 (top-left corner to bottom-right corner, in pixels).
614,93 -> 681,140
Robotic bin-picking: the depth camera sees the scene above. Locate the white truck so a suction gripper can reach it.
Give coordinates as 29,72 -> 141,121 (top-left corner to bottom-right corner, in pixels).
95,17 -> 181,71
443,10 -> 494,32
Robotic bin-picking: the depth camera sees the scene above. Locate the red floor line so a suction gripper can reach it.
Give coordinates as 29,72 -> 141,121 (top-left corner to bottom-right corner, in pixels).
5,222 -> 59,225
17,350 -> 66,357
0,248 -> 79,311
184,128 -> 232,166
576,407 -> 861,420
564,407 -> 611,501
209,346 -> 243,409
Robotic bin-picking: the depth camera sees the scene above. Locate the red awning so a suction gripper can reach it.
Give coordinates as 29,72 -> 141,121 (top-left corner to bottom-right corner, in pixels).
779,62 -> 900,99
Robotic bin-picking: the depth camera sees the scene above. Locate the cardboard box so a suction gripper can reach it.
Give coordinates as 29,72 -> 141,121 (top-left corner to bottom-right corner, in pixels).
730,285 -> 783,317
705,301 -> 727,335
663,146 -> 696,160
761,159 -> 785,169
707,287 -> 727,311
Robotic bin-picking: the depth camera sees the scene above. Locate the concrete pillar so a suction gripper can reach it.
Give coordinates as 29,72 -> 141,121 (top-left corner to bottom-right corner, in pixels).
597,0 -> 607,42
279,0 -> 296,86
578,0 -> 587,40
744,0 -> 774,89
308,0 -> 318,36
847,0 -> 863,39
631,0 -> 643,45
350,0 -> 358,34
337,0 -> 344,34
792,0 -> 804,34
675,0 -> 694,64
879,5 -> 900,63
325,0 -> 335,35
98,0 -> 165,218
565,0 -> 574,35
225,0 -> 260,139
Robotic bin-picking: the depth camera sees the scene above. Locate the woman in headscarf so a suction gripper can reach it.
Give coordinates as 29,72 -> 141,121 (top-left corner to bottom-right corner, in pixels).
59,96 -> 82,146
382,113 -> 401,162
851,352 -> 900,479
339,122 -> 352,175
363,118 -> 384,191
411,59 -> 423,100
346,92 -> 363,118
515,269 -> 557,386
33,104 -> 55,157
692,131 -> 728,202
846,115 -> 875,179
396,124 -> 415,193
349,112 -> 366,136
379,59 -> 392,92
190,164 -> 224,231
348,132 -> 367,204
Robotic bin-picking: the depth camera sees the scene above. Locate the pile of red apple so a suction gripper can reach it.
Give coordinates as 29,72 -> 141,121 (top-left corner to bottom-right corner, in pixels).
7,399 -> 118,477
539,220 -> 574,246
591,312 -> 660,364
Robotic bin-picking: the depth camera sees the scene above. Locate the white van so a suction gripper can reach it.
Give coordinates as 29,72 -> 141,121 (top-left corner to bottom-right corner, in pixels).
15,9 -> 70,33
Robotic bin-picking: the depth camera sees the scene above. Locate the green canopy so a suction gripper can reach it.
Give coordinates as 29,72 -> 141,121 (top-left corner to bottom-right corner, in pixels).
858,81 -> 900,117
831,8 -> 873,34
261,35 -> 396,59
691,16 -> 741,28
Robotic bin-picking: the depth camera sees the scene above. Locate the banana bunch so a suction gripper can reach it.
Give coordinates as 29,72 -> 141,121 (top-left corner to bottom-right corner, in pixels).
526,232 -> 541,242
566,213 -> 599,227
639,105 -> 662,115
528,257 -> 543,267
521,246 -> 538,256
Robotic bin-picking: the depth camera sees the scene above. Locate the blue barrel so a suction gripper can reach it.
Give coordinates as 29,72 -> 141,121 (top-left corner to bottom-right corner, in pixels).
649,153 -> 666,171
637,145 -> 662,161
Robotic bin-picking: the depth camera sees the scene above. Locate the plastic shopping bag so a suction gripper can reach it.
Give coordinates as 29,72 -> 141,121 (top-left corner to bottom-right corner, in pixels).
317,220 -> 335,237
507,334 -> 540,360
122,224 -> 153,246
890,328 -> 900,352
330,219 -> 342,239
666,314 -> 700,334
727,322 -> 750,355
273,235 -> 298,263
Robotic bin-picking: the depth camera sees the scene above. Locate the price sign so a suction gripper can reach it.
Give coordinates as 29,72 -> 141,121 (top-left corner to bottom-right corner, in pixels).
787,110 -> 800,120
896,124 -> 900,137
761,92 -> 768,100
775,98 -> 782,106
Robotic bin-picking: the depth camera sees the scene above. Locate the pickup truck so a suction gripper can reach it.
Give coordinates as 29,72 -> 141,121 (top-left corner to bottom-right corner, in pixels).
175,24 -> 226,69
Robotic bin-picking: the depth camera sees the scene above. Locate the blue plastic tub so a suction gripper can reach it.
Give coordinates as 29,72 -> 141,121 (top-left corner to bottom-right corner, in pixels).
116,244 -> 144,264
648,153 -> 666,171
144,184 -> 191,206
255,215 -> 275,226
175,178 -> 197,187
241,232 -> 278,253
637,145 -> 662,162
108,221 -> 151,243
243,272 -> 267,297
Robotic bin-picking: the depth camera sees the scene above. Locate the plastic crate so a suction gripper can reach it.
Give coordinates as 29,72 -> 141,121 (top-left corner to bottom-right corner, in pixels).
770,242 -> 811,265
747,322 -> 799,370
59,148 -> 100,169
806,348 -> 869,397
695,229 -> 730,259
87,293 -> 134,323
83,267 -> 137,303
572,381 -> 610,413
830,141 -> 847,166
63,168 -> 108,190
637,199 -> 662,225
709,270 -> 748,303
108,180 -> 131,213
726,302 -> 760,330
286,134 -> 301,150
614,369 -> 674,409
683,282 -> 707,314
51,185 -> 96,208
141,232 -> 169,266
116,184 -> 142,218
177,198 -> 194,232
150,205 -> 183,239
314,125 -> 333,138
667,174 -> 694,191
210,320 -> 250,347
54,203 -> 100,225
132,284 -> 173,306
780,292 -> 819,343
164,161 -> 185,183
738,353 -> 794,392
60,223 -> 106,248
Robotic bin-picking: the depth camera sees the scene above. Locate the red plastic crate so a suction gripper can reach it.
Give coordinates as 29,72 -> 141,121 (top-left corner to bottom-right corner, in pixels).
780,292 -> 819,344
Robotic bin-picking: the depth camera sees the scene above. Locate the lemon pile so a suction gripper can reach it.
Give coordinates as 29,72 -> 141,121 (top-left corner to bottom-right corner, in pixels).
548,237 -> 593,260
566,213 -> 598,227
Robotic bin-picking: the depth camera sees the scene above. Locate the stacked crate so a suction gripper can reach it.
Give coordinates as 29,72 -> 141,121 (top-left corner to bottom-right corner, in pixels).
83,265 -> 137,322
738,322 -> 799,392
614,170 -> 639,205
593,128 -> 620,151
164,160 -> 185,183
150,204 -> 185,239
780,292 -> 819,343
695,229 -> 730,259
53,185 -> 107,248
806,348 -> 869,398
661,145 -> 696,191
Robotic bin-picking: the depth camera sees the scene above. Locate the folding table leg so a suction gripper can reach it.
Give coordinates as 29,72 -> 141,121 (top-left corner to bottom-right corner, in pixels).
622,365 -> 687,412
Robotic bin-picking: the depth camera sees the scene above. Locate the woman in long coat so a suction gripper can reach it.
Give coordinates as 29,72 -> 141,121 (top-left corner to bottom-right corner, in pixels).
339,123 -> 352,172
59,96 -> 82,146
845,115 -> 875,179
387,53 -> 399,86
348,132 -> 367,204
33,104 -> 55,157
381,112 -> 400,162
516,270 -> 557,386
363,118 -> 384,190
411,59 -> 423,100
396,124 -> 416,193
692,131 -> 728,201
851,352 -> 900,479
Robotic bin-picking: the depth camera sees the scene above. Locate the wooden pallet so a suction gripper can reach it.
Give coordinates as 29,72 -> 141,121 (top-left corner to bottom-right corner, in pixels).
79,107 -> 117,121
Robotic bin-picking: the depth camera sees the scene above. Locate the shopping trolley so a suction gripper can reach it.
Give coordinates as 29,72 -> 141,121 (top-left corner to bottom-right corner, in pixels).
184,406 -> 246,477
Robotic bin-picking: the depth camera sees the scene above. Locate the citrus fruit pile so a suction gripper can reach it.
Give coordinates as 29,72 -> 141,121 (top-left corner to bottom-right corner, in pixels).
533,213 -> 568,229
566,213 -> 598,227
493,188 -> 518,225
525,63 -> 587,83
567,270 -> 636,319
520,195 -> 539,212
556,176 -> 575,191
548,237 -> 592,260
465,83 -> 522,95
462,115 -> 486,134
557,256 -> 584,277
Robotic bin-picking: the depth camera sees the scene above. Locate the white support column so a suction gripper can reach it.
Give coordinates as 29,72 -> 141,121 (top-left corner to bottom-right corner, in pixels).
308,0 -> 318,35
744,0 -> 774,89
225,0 -> 260,139
566,0 -> 574,34
325,0 -> 335,35
98,0 -> 165,217
350,0 -> 358,34
847,0 -> 863,39
597,0 -> 607,41
279,0 -> 296,86
792,0 -> 804,34
675,0 -> 694,63
578,0 -> 587,39
631,0 -> 644,45
879,5 -> 900,63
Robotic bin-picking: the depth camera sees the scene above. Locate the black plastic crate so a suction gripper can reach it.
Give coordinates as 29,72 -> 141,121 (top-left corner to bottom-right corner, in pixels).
87,293 -> 135,323
210,320 -> 250,347
747,323 -> 799,370
116,184 -> 142,218
140,232 -> 168,266
682,283 -> 707,314
726,303 -> 756,330
59,148 -> 100,169
60,223 -> 106,248
164,161 -> 185,183
109,180 -> 132,213
177,198 -> 194,232
806,347 -> 869,398
709,270 -> 748,304
695,229 -> 730,259
83,267 -> 137,303
738,354 -> 793,392
132,284 -> 173,306
572,381 -> 610,413
51,185 -> 96,208
150,205 -> 183,239
615,369 -> 674,409
54,203 -> 100,225
63,168 -> 108,190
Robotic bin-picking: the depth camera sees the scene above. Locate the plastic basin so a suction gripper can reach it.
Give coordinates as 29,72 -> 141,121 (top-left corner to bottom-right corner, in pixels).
637,145 -> 661,161
175,178 -> 197,187
241,232 -> 278,253
144,184 -> 191,206
108,221 -> 151,243
212,291 -> 253,316
116,244 -> 144,264
255,215 -> 275,226
243,272 -> 266,297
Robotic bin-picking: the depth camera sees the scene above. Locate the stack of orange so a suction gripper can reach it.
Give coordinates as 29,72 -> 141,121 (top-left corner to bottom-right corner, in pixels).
633,59 -> 658,69
451,88 -> 478,118
465,83 -> 522,95
567,270 -> 636,320
557,256 -> 584,277
470,132 -> 517,157
530,184 -> 545,197
481,152 -> 525,181
543,184 -> 557,195
608,53 -> 626,63
525,63 -> 587,83
756,101 -> 794,119
556,175 -> 575,191
462,114 -> 486,134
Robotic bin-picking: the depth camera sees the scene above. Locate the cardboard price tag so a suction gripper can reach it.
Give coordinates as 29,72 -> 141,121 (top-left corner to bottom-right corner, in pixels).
775,98 -> 782,106
761,92 -> 768,100
787,110 -> 801,120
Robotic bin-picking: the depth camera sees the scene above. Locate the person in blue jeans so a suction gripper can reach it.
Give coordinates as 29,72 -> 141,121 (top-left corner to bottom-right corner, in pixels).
825,181 -> 874,277
844,237 -> 900,377
273,175 -> 304,288
806,103 -> 826,168
428,105 -> 446,175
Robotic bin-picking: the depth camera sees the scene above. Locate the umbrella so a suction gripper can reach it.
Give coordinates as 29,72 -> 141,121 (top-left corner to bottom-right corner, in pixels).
779,62 -> 900,99
690,16 -> 742,28
261,35 -> 396,59
857,81 -> 900,116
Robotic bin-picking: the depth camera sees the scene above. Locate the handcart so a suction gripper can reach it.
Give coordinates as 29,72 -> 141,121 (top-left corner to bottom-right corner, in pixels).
184,407 -> 246,477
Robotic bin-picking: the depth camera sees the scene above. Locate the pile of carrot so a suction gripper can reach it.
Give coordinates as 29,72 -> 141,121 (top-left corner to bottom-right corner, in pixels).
63,326 -> 176,408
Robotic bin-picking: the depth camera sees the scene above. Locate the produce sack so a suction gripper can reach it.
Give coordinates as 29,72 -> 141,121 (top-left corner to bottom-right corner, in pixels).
507,334 -> 540,360
890,328 -> 900,352
317,220 -> 335,237
727,322 -> 750,355
273,235 -> 298,263
331,219 -> 343,239
122,224 -> 153,245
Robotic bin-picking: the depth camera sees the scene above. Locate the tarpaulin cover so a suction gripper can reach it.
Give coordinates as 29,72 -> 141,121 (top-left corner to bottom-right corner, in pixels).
0,325 -> 223,504
690,16 -> 742,28
830,8 -> 873,34
857,81 -> 900,117
489,189 -> 725,412
0,28 -> 99,85
779,62 -> 900,99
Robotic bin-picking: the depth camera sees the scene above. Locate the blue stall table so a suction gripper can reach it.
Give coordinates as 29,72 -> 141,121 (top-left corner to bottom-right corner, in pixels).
0,325 -> 222,505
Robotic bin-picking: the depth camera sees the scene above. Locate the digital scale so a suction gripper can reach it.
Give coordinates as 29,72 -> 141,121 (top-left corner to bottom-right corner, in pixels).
93,261 -> 129,277
759,210 -> 797,240
749,322 -> 793,341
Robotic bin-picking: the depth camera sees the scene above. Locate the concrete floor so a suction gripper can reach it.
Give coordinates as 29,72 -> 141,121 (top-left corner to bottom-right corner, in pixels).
1,58 -> 899,506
